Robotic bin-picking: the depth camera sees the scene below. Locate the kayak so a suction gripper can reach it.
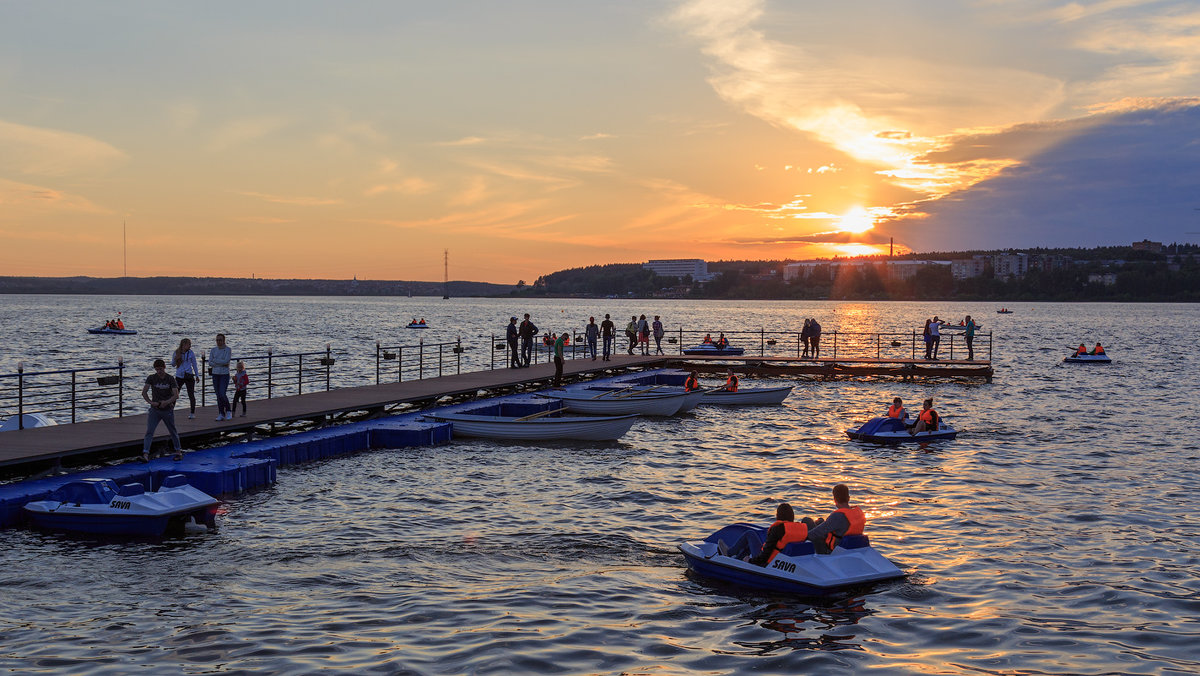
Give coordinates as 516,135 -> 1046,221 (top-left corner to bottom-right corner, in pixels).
88,326 -> 137,335
679,522 -> 905,594
1063,354 -> 1111,364
846,416 -> 958,443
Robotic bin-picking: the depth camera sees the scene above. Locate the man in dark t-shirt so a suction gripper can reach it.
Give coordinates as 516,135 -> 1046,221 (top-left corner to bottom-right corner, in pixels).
141,358 -> 184,461
600,314 -> 615,361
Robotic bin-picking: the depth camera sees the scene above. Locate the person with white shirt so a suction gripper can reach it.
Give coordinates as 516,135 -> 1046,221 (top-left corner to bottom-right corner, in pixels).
209,333 -> 233,420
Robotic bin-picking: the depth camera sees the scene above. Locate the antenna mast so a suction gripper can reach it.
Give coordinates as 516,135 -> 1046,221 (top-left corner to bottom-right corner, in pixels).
443,249 -> 450,299
123,220 -> 128,277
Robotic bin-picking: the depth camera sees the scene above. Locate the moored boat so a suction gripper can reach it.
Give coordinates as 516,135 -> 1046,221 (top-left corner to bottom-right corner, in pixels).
0,412 -> 58,432
23,475 -> 219,536
701,386 -> 792,406
679,523 -> 905,594
846,416 -> 958,443
538,388 -> 690,416
425,410 -> 638,441
682,344 -> 745,356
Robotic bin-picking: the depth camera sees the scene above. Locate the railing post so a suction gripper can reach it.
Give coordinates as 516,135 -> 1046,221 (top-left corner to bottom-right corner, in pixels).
325,343 -> 332,391
988,332 -> 993,362
491,333 -> 496,370
376,340 -> 381,385
678,327 -> 683,355
912,331 -> 917,360
760,327 -> 765,356
949,335 -> 954,360
877,334 -> 881,359
419,338 -> 424,380
298,353 -> 303,395
268,349 -> 274,399
71,370 -> 77,424
398,346 -> 403,382
438,342 -> 443,378
832,332 -> 838,359
201,354 -> 207,407
457,336 -> 462,374
16,362 -> 23,430
117,358 -> 124,418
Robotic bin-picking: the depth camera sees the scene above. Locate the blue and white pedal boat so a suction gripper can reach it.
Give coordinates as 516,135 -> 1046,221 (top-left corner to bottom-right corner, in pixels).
679,523 -> 905,594
682,344 -> 745,356
846,416 -> 958,443
87,326 -> 138,335
23,475 -> 219,536
1063,354 -> 1111,364
406,322 -> 429,329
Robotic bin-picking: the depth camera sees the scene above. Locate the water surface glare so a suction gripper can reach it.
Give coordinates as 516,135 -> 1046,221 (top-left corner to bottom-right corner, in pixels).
1,297 -> 1198,674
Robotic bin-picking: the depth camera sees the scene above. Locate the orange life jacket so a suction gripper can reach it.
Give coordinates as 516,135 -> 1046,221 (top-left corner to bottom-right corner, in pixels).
1076,345 -> 1087,356
824,506 -> 865,551
887,404 -> 905,418
684,376 -> 699,391
1093,345 -> 1104,355
767,520 -> 808,563
919,408 -> 937,425
725,375 -> 738,392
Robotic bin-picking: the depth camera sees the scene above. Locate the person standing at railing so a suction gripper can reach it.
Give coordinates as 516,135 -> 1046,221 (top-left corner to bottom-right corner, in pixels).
600,313 -> 615,361
506,316 -> 520,369
172,338 -> 199,420
929,316 -> 941,360
625,316 -> 638,355
231,360 -> 250,417
552,330 -> 567,387
652,315 -> 665,354
810,318 -> 822,359
141,358 -> 184,462
585,316 -> 599,361
210,333 -> 233,420
518,313 -> 538,367
801,319 -> 812,359
964,315 -> 976,361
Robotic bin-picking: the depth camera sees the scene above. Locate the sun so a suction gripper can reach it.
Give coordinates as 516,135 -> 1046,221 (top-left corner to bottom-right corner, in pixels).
837,206 -> 875,234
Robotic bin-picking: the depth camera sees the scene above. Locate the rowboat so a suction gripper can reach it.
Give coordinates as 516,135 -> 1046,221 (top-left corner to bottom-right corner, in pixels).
425,410 -> 638,441
23,475 -> 219,536
682,344 -> 745,356
679,523 -> 905,594
539,388 -> 690,416
572,384 -> 707,412
88,326 -> 137,335
701,385 -> 792,406
1063,353 -> 1111,364
846,416 -> 958,443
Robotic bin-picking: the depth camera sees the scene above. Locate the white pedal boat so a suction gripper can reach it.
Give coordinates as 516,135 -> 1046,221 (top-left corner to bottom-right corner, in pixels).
24,475 -> 219,536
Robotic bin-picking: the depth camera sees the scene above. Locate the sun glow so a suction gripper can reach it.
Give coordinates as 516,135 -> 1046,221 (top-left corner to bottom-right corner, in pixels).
837,207 -> 875,234
834,243 -> 883,257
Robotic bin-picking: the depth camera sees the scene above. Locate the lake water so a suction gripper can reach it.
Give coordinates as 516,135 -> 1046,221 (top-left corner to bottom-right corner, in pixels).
1,296 -> 1197,674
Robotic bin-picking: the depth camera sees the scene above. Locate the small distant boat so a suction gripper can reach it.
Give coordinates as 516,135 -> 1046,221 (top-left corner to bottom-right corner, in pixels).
425,409 -> 638,441
679,523 -> 905,594
88,326 -> 137,335
540,388 -> 692,416
23,475 -> 219,536
406,322 -> 429,329
996,309 -> 1013,314
1063,353 -> 1111,364
846,416 -> 958,443
682,343 -> 745,356
701,386 -> 793,406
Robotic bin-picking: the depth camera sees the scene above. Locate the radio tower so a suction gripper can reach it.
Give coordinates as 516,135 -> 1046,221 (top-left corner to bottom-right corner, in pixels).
442,249 -> 450,299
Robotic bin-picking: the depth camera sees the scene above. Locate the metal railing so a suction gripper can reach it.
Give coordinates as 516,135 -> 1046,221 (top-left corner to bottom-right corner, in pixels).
489,332 -> 602,369
199,346 -> 339,404
375,338 -> 464,383
666,328 -> 992,361
0,362 -> 128,429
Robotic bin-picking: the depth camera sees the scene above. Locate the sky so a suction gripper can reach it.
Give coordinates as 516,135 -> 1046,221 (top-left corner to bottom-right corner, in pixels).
2,1 -> 1199,284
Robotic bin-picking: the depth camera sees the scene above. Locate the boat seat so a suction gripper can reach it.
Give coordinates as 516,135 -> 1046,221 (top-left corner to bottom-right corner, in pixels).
838,534 -> 870,549
161,474 -> 190,488
118,483 -> 146,496
779,541 -> 815,557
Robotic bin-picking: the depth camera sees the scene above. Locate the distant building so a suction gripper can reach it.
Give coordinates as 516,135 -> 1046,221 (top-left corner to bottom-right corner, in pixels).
643,258 -> 716,282
952,257 -> 990,280
993,253 -> 1029,280
885,260 -> 951,280
784,259 -> 947,281
1132,239 -> 1163,254
1088,272 -> 1118,286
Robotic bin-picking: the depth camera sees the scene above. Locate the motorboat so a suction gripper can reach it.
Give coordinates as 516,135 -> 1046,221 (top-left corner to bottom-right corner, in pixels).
23,475 -> 219,536
846,416 -> 958,443
701,386 -> 793,406
0,412 -> 57,432
679,523 -> 905,594
1063,353 -> 1111,364
88,326 -> 137,335
682,343 -> 745,356
425,409 -> 638,441
538,387 -> 691,416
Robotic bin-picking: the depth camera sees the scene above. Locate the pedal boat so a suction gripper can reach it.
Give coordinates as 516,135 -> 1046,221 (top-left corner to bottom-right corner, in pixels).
88,326 -> 138,335
846,416 -> 958,443
406,322 -> 429,329
23,475 -> 219,536
1063,353 -> 1111,364
681,343 -> 745,356
679,523 -> 905,594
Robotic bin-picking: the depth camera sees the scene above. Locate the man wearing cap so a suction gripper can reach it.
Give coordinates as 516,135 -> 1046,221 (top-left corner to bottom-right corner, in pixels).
506,316 -> 520,368
141,358 -> 185,462
518,313 -> 538,367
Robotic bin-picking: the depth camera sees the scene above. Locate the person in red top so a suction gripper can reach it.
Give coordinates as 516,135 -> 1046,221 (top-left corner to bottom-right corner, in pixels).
683,371 -> 700,392
803,484 -> 866,554
1091,342 -> 1105,355
1075,343 -> 1088,356
721,503 -> 808,566
911,398 -> 939,434
723,370 -> 739,392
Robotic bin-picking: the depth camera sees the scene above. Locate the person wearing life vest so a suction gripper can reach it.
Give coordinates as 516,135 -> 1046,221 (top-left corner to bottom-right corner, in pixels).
1075,343 -> 1087,356
1091,342 -> 1105,355
911,398 -> 939,434
723,370 -> 739,392
683,371 -> 700,392
886,397 -> 907,420
802,484 -> 866,554
721,503 -> 808,566
702,333 -> 713,344
715,332 -> 729,350
115,316 -> 125,330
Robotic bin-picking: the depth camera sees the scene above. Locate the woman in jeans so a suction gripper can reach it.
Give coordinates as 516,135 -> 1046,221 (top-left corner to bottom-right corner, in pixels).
209,333 -> 233,420
172,338 -> 199,419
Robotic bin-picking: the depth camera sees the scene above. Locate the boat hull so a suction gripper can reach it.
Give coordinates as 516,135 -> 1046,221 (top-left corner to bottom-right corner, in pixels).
576,385 -> 706,413
682,345 -> 744,356
23,476 -> 218,536
1063,355 -> 1110,364
679,524 -> 905,594
427,412 -> 638,441
846,416 -> 958,443
406,324 -> 429,329
701,386 -> 793,406
87,327 -> 137,335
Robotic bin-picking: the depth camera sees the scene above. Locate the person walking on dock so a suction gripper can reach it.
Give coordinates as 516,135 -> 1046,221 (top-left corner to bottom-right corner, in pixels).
141,358 -> 184,462
210,333 -> 233,420
964,315 -> 976,361
600,313 -> 615,361
232,361 -> 250,417
172,338 -> 199,419
506,316 -> 520,368
626,316 -> 638,355
585,316 -> 599,360
652,315 -> 665,354
552,330 -> 567,387
519,313 -> 538,367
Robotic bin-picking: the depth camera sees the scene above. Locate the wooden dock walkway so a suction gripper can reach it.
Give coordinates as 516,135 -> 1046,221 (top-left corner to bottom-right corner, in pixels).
0,355 -> 667,469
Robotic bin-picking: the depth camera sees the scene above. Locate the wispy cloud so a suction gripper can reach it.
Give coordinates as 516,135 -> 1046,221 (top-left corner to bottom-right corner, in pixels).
0,178 -> 109,214
0,120 -> 126,176
237,191 -> 342,206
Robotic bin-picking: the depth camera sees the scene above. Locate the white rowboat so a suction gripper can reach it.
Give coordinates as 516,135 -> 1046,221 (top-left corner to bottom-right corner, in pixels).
701,386 -> 793,406
425,411 -> 638,441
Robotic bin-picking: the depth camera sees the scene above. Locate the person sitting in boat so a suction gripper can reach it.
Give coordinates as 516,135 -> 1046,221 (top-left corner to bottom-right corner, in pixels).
1091,342 -> 1105,355
543,332 -> 554,347
1075,343 -> 1088,357
715,333 -> 729,349
910,398 -> 939,434
886,397 -> 908,421
684,371 -> 700,392
721,503 -> 808,566
418,318 -> 426,325
802,484 -> 865,555
115,317 -> 125,329
722,370 -> 739,392
702,333 -> 713,344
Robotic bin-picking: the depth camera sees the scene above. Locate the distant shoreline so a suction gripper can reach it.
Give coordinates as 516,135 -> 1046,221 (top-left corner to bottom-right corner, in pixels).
0,276 -> 517,297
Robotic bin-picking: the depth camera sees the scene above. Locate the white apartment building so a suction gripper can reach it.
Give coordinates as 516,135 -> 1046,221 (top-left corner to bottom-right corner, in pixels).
642,259 -> 716,282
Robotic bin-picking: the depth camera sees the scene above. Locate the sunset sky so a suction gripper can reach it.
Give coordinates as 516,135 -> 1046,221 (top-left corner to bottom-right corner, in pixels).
2,1 -> 1199,284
